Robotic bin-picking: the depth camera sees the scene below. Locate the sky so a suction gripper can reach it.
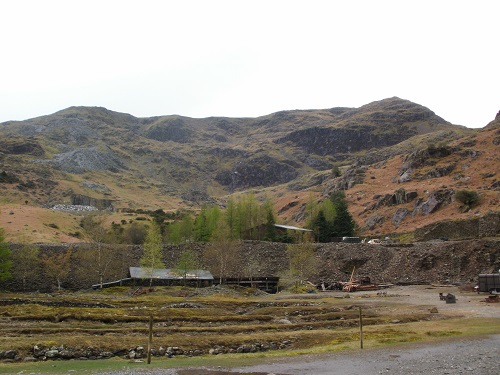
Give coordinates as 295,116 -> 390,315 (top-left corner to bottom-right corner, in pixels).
1,0 -> 498,128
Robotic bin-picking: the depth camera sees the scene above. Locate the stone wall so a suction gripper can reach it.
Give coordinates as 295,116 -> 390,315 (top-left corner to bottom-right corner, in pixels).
414,212 -> 500,242
479,211 -> 500,238
2,238 -> 499,292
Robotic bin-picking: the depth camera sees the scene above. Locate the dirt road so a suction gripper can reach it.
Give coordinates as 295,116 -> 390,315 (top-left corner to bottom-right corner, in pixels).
228,334 -> 500,375
101,334 -> 499,375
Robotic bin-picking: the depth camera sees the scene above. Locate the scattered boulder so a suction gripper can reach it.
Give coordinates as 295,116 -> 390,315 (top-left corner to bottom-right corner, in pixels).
398,169 -> 413,182
0,350 -> 17,360
413,190 -> 454,216
424,164 -> 456,179
44,349 -> 59,358
324,165 -> 367,193
368,189 -> 418,211
392,208 -> 409,227
363,214 -> 385,230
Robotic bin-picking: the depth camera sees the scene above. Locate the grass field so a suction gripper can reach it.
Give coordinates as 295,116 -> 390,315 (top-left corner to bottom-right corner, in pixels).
0,285 -> 498,374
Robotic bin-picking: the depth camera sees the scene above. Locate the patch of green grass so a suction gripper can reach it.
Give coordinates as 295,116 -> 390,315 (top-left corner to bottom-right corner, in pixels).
425,330 -> 461,337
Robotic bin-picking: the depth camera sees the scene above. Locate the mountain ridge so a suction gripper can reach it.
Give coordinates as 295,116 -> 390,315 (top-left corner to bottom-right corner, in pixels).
1,97 -> 497,243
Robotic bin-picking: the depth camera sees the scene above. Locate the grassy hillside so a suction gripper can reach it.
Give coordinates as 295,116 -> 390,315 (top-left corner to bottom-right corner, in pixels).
1,97 -> 496,243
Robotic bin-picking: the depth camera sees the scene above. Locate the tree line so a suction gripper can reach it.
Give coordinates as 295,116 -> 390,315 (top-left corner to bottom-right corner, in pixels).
86,192 -> 355,246
0,191 -> 356,290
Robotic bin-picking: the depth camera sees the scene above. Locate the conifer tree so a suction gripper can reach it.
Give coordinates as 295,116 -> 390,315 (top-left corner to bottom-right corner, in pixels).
224,197 -> 240,240
330,191 -> 355,237
264,205 -> 277,242
312,210 -> 331,242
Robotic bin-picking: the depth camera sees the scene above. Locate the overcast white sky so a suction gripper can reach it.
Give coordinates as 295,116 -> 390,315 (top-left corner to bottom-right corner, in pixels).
1,1 -> 498,128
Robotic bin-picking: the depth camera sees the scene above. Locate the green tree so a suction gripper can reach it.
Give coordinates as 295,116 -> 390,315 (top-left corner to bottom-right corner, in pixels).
193,205 -> 212,242
123,222 -> 147,244
263,203 -> 277,242
175,246 -> 200,286
237,193 -> 259,239
311,210 -> 331,243
224,197 -> 240,240
167,214 -> 194,244
0,228 -> 12,282
179,214 -> 194,242
140,223 -> 165,287
330,191 -> 355,237
167,221 -> 183,244
305,193 -> 321,229
280,242 -> 318,292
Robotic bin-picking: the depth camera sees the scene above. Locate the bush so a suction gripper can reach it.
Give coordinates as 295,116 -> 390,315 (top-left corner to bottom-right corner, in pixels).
331,166 -> 341,178
455,190 -> 480,211
427,142 -> 452,157
0,171 -> 19,183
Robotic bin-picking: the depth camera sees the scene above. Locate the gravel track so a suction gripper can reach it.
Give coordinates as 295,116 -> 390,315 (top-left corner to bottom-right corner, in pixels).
97,334 -> 499,375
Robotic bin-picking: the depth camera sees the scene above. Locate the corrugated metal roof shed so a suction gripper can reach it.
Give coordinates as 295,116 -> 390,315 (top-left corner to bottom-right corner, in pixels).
274,224 -> 312,232
129,267 -> 214,280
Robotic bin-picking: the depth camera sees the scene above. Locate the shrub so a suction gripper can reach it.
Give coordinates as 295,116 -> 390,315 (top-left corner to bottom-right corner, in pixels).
455,190 -> 480,211
427,142 -> 452,158
0,171 -> 19,183
331,166 -> 341,178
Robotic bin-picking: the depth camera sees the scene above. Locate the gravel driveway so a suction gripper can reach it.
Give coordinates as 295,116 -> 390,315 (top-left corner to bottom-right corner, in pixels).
99,334 -> 499,375
230,334 -> 500,375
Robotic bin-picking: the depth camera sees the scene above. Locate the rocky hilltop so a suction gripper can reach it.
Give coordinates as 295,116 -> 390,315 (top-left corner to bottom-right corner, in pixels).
1,97 -> 498,242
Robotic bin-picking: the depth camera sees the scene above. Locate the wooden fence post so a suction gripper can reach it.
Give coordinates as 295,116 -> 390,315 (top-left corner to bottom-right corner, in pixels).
147,315 -> 153,364
359,306 -> 363,349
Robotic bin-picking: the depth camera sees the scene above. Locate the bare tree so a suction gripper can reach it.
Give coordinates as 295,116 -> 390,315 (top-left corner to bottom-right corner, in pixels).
203,220 -> 241,283
11,242 -> 40,291
41,248 -> 72,290
280,242 -> 319,292
78,214 -> 117,288
140,223 -> 165,287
